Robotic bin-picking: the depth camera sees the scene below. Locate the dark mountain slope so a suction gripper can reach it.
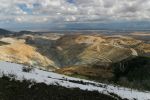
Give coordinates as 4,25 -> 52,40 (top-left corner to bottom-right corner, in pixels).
0,28 -> 12,35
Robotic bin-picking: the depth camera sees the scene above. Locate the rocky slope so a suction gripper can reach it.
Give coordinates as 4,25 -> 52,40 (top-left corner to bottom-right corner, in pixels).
0,37 -> 58,70
23,34 -> 150,68
53,34 -> 150,90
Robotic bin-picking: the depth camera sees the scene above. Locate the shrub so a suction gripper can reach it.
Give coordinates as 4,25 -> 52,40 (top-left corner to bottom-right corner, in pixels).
22,66 -> 33,72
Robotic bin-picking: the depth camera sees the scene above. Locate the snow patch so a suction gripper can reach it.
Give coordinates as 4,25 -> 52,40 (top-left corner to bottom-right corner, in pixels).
0,61 -> 150,100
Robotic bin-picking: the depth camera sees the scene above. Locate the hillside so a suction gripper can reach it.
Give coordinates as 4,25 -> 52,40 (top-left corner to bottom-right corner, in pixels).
0,61 -> 150,100
53,34 -> 150,90
26,34 -> 148,67
0,37 -> 58,70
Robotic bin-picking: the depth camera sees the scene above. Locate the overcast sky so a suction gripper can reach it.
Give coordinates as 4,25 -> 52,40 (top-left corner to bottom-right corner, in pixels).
0,0 -> 150,31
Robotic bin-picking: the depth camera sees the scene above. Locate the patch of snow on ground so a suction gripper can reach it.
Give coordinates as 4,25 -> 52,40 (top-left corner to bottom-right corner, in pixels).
0,61 -> 150,100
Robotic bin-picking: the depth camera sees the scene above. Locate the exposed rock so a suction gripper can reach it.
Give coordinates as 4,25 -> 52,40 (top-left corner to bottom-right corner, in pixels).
0,38 -> 58,70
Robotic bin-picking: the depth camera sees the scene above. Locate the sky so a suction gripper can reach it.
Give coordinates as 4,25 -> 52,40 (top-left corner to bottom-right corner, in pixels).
0,0 -> 150,31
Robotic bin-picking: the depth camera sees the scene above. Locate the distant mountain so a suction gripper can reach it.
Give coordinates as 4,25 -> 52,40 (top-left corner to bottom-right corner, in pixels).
59,21 -> 150,32
0,29 -> 35,36
0,28 -> 12,35
19,30 -> 34,34
13,30 -> 35,36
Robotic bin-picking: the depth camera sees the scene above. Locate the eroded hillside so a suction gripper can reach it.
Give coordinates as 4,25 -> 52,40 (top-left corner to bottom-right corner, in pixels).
25,34 -> 149,67
0,37 -> 58,70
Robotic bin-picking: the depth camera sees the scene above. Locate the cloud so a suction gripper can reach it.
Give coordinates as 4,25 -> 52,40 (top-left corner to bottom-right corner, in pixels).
0,0 -> 150,24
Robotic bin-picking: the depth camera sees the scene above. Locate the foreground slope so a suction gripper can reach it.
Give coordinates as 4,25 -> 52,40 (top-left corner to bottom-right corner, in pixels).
0,77 -> 114,100
0,61 -> 150,100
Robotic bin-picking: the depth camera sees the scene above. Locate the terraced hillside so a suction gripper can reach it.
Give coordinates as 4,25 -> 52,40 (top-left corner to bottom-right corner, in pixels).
53,34 -> 150,90
25,34 -> 148,67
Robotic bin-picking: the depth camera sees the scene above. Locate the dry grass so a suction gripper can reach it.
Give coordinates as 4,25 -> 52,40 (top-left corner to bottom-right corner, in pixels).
56,66 -> 114,80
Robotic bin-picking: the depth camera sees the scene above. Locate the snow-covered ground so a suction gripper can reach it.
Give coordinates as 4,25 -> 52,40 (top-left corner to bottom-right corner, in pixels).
0,61 -> 150,100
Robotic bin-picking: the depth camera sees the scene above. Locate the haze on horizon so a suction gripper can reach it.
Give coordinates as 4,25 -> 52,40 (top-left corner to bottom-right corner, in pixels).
0,0 -> 150,31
